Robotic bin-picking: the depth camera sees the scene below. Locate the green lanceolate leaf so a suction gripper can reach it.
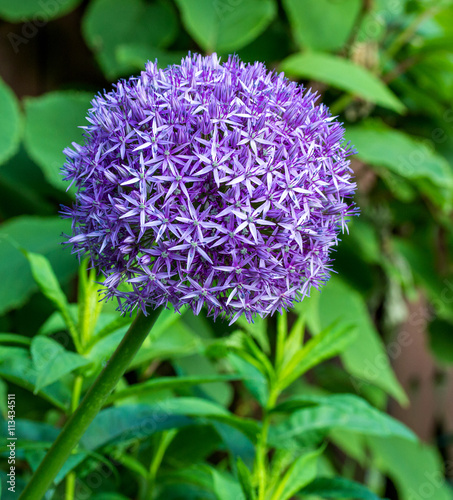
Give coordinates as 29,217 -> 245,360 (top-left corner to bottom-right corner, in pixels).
277,321 -> 356,392
106,374 -> 242,405
236,458 -> 256,500
269,393 -> 416,448
270,448 -> 321,500
282,0 -> 361,51
300,476 -> 383,499
174,0 -> 277,53
31,336 -> 90,392
280,52 -> 405,113
25,251 -> 80,350
304,277 -> 408,404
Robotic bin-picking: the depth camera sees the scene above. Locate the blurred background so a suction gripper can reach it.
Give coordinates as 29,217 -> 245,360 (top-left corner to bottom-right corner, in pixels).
1,0 -> 453,498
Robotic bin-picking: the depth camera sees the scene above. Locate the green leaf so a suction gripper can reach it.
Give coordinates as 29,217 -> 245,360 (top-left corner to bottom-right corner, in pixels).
83,0 -> 178,79
0,216 -> 78,315
278,321 -> 357,391
31,336 -> 90,392
0,333 -> 31,346
210,467 -> 245,500
300,476 -> 383,499
269,394 -> 416,448
368,436 -> 452,500
228,353 -> 268,407
115,44 -> 186,72
282,0 -> 361,51
0,78 -> 21,165
270,448 -> 321,500
236,458 -> 256,500
280,52 -> 405,113
174,0 -> 277,53
0,0 -> 81,21
23,91 -> 93,191
24,252 -> 79,349
0,346 -> 70,410
346,120 -> 453,209
304,277 -> 408,404
107,374 -> 241,404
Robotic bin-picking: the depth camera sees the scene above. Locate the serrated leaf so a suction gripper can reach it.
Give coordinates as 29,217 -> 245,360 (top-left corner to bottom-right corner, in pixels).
280,52 -> 405,113
236,458 -> 256,500
174,0 -> 277,53
23,91 -> 92,192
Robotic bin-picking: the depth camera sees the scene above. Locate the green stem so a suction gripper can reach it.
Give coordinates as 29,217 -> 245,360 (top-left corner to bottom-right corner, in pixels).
255,389 -> 278,500
19,307 -> 163,500
65,375 -> 84,500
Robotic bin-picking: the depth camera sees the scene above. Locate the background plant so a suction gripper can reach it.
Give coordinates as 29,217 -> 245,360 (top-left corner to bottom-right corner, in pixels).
1,0 -> 453,499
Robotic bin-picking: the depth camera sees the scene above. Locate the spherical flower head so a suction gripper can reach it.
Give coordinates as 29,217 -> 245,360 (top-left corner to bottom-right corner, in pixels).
62,53 -> 358,323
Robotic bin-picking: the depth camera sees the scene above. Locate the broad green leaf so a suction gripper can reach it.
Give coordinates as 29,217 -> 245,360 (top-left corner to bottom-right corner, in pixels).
282,0 -> 361,51
269,394 -> 416,448
107,374 -> 241,404
280,52 -> 404,113
236,458 -> 256,500
270,448 -> 321,500
31,336 -> 89,391
175,353 -> 234,407
0,0 -> 81,22
346,120 -> 453,209
300,476 -> 382,499
115,44 -> 186,72
303,277 -> 407,404
174,0 -> 277,53
25,252 -> 79,348
0,216 -> 78,315
278,321 -> 357,391
0,78 -> 21,165
23,91 -> 93,191
0,346 -> 70,410
83,0 -> 178,79
81,404 -> 191,450
368,436 -> 452,500
210,467 -> 245,500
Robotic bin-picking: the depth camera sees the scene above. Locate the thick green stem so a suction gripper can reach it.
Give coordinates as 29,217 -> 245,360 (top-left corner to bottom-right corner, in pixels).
19,307 -> 163,500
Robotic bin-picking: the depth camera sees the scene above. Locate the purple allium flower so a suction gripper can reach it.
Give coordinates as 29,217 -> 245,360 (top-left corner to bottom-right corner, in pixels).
62,53 -> 357,323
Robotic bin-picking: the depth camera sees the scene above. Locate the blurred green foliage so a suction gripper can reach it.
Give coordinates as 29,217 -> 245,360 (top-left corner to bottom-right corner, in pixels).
1,0 -> 453,499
